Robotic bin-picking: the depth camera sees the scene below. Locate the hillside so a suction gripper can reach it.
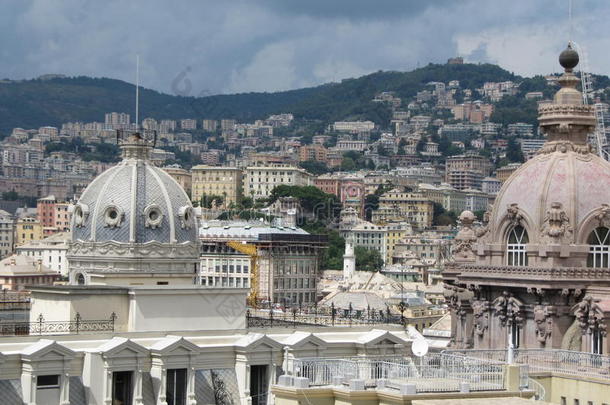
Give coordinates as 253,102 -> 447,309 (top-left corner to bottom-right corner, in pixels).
0,63 -> 607,134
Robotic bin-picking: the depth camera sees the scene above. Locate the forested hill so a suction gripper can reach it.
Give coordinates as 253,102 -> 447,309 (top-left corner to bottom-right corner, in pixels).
0,63 -> 606,134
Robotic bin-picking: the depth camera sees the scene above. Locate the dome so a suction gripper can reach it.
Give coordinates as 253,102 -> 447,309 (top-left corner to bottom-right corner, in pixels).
67,133 -> 200,286
72,157 -> 197,244
489,150 -> 610,245
72,134 -> 197,244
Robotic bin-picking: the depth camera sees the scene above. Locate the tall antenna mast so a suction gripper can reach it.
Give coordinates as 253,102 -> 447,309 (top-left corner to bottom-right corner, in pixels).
568,0 -> 573,43
135,54 -> 140,130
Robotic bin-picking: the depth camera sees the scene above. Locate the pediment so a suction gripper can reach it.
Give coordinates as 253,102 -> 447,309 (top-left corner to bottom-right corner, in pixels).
97,337 -> 148,358
358,330 -> 406,346
151,336 -> 199,356
21,339 -> 75,361
236,334 -> 283,351
283,332 -> 327,350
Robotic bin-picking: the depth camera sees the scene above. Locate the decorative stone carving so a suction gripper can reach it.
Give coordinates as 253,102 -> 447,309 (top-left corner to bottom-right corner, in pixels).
472,300 -> 490,337
504,204 -> 523,228
103,205 -> 124,228
178,206 -> 194,229
572,295 -> 607,336
474,205 -> 492,241
537,140 -> 592,155
534,305 -> 555,344
593,203 -> 610,228
540,202 -> 573,242
144,204 -> 164,229
492,291 -> 523,327
73,203 -> 90,227
453,211 -> 477,262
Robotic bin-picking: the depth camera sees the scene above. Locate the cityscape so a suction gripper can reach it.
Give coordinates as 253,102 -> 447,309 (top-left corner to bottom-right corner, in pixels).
0,2 -> 609,405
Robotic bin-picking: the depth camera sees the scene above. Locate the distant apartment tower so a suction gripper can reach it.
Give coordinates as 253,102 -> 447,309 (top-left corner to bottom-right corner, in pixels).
180,119 -> 197,130
141,118 -> 158,131
245,165 -> 313,200
519,138 -> 546,160
162,165 -> 192,195
191,166 -> 243,205
220,119 -> 237,131
298,145 -> 328,163
38,126 -> 59,138
36,195 -> 71,236
445,153 -> 493,191
104,112 -> 130,128
0,210 -> 14,259
159,120 -> 177,132
332,121 -> 375,133
202,119 -> 218,132
507,123 -> 534,138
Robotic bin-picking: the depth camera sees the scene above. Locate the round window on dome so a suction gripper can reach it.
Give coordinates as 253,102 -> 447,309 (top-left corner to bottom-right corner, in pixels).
178,206 -> 194,229
103,205 -> 124,228
144,204 -> 164,229
73,203 -> 89,227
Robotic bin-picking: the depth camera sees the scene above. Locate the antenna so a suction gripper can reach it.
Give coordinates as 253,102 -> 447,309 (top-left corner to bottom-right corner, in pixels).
568,0 -> 572,43
135,54 -> 140,131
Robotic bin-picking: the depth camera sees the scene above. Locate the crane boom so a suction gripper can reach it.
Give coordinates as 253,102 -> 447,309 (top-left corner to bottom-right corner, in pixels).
227,240 -> 259,307
572,41 -> 609,160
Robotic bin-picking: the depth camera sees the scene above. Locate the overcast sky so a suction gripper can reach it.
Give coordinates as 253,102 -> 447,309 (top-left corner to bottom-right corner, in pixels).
2,0 -> 610,95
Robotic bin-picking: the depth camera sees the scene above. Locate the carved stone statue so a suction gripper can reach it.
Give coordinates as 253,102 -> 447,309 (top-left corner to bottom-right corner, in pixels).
540,202 -> 573,243
572,295 -> 607,336
594,203 -> 610,228
492,291 -> 524,327
533,305 -> 555,344
472,300 -> 490,337
453,211 -> 478,262
505,203 -> 523,227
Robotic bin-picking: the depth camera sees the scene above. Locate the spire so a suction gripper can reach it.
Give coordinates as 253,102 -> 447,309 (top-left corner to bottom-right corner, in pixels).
537,43 -> 596,152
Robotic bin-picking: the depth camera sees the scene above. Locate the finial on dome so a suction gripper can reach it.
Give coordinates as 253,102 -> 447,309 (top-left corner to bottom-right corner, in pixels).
559,42 -> 579,72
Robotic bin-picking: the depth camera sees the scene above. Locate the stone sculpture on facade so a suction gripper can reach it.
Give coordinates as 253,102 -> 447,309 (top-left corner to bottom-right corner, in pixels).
572,295 -> 607,337
452,211 -> 478,262
492,291 -> 523,327
540,202 -> 572,243
533,305 -> 555,344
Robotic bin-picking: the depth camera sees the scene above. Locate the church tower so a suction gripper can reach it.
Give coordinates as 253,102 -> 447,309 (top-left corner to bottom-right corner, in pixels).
343,242 -> 355,279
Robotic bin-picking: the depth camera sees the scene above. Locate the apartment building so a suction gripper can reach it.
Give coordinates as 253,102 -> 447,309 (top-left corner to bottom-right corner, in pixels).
16,231 -> 69,275
199,221 -> 327,305
244,165 -> 313,200
14,217 -> 44,247
162,165 -> 192,195
191,166 -> 243,205
0,210 -> 14,259
371,190 -> 434,229
36,195 -> 71,235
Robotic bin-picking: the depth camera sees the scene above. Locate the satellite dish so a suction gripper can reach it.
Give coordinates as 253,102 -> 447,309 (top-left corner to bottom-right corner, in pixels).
411,339 -> 429,357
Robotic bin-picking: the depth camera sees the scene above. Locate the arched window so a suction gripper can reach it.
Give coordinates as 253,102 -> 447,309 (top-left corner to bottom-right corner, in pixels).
507,226 -> 528,266
587,227 -> 610,268
77,273 -> 85,285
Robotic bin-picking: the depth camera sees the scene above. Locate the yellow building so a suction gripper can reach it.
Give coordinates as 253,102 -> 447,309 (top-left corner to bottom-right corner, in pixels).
191,165 -> 243,206
14,217 -> 43,247
372,189 -> 434,229
384,222 -> 412,263
162,165 -> 192,196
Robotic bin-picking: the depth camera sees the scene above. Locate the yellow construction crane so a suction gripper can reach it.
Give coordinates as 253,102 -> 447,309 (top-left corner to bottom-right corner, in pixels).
226,240 -> 259,307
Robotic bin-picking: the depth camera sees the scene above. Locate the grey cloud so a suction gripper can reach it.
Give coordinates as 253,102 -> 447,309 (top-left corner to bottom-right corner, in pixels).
1,0 -> 609,95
